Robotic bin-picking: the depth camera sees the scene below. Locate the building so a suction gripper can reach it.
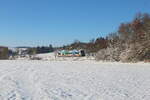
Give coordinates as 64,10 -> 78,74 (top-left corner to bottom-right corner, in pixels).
57,49 -> 85,57
0,46 -> 9,59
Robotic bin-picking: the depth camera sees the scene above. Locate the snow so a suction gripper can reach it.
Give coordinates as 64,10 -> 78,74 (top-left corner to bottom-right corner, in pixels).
35,53 -> 95,61
0,60 -> 150,100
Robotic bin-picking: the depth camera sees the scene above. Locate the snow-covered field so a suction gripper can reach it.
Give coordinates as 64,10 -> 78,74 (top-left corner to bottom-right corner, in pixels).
0,60 -> 150,100
35,53 -> 95,61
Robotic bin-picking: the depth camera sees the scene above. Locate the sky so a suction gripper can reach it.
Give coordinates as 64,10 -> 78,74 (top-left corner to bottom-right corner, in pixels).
0,0 -> 150,47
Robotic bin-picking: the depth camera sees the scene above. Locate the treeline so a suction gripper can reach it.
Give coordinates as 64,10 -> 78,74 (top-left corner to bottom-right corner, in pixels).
28,44 -> 54,55
96,13 -> 150,62
59,13 -> 150,62
58,37 -> 108,53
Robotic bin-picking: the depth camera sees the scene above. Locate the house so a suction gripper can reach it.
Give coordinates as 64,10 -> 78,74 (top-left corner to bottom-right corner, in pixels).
57,49 -> 85,57
16,47 -> 28,56
0,46 -> 9,59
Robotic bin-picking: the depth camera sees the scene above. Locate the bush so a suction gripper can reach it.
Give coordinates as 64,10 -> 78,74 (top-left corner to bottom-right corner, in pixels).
96,47 -> 121,62
120,40 -> 150,62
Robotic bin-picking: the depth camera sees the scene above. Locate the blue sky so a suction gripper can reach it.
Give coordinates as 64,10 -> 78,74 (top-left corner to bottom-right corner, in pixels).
0,0 -> 150,47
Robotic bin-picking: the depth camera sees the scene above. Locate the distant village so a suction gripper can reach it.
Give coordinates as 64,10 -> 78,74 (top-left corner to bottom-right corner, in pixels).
0,44 -> 87,60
